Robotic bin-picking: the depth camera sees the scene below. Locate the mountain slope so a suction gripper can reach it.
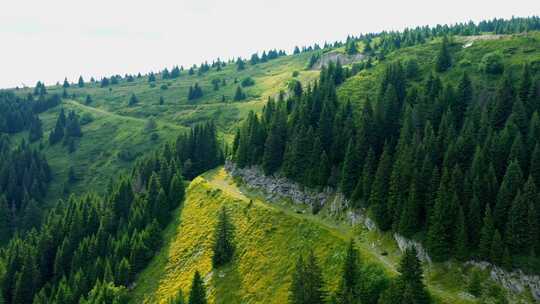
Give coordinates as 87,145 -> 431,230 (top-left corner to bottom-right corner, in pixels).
131,168 -> 486,304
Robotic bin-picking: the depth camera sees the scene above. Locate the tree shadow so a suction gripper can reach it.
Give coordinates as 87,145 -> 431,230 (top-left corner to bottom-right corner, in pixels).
211,261 -> 243,304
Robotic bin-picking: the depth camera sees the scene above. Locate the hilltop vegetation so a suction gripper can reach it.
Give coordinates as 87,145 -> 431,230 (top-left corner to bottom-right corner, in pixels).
0,15 -> 539,304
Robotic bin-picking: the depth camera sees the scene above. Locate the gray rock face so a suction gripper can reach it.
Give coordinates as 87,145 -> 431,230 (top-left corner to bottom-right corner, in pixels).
311,52 -> 365,70
467,261 -> 540,301
225,162 -> 333,210
394,234 -> 432,264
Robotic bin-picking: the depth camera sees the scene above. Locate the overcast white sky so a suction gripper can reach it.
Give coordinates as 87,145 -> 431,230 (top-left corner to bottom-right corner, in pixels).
1,0 -> 538,88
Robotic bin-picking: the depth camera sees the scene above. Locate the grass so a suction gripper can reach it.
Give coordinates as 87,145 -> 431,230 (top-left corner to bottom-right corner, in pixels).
131,167 -> 479,304
18,51 -> 318,203
338,32 -> 540,109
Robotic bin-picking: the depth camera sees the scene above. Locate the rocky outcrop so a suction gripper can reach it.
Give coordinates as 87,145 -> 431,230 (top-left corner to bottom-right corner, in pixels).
225,162 -> 333,210
394,234 -> 432,264
311,52 -> 365,70
467,261 -> 540,301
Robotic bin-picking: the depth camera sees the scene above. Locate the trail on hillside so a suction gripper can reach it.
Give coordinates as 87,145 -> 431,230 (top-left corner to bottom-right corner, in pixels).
65,99 -> 185,130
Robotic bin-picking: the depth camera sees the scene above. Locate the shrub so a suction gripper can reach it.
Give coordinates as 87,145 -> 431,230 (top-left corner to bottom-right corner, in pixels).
80,113 -> 94,125
479,52 -> 504,75
240,77 -> 255,87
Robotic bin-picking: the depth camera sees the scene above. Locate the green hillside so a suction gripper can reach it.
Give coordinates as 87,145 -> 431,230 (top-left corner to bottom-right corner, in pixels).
2,16 -> 540,304
21,52 -> 318,202
132,168 -> 490,304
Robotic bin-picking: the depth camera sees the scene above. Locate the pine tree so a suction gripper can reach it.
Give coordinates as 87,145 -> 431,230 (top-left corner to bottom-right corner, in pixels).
78,76 -> 84,88
398,248 -> 430,304
168,173 -> 185,210
335,240 -> 360,304
233,86 -> 246,101
340,138 -> 361,198
490,230 -> 503,265
345,39 -> 358,55
188,271 -> 207,304
289,251 -> 325,304
531,143 -> 540,187
0,196 -> 10,244
212,207 -> 235,268
63,77 -> 70,88
494,160 -> 523,231
491,74 -> 515,130
455,206 -> 468,261
435,36 -> 451,72
427,170 -> 458,262
479,205 -> 495,261
262,109 -> 286,175
128,94 -> 139,106
453,72 -> 472,129
519,63 -> 532,114
370,144 -> 393,230
506,178 -> 536,254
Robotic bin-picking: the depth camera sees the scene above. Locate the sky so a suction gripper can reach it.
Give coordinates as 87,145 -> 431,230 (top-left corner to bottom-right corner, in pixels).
1,0 -> 538,88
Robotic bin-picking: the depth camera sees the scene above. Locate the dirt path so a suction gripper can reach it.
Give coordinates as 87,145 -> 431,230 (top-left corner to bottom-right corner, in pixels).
65,99 -> 185,130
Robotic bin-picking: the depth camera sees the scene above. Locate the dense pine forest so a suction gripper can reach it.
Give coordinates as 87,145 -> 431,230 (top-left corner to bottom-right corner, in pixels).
0,124 -> 222,304
0,15 -> 539,304
233,18 -> 540,273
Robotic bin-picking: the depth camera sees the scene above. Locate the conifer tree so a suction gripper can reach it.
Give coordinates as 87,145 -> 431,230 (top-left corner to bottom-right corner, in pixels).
212,207 -> 235,268
435,36 -> 451,72
340,138 -> 361,198
78,76 -> 84,88
0,196 -> 10,244
455,206 -> 468,261
506,178 -> 536,254
128,94 -> 139,106
234,86 -> 246,101
188,271 -> 207,304
519,63 -> 532,113
491,74 -> 515,130
453,72 -> 472,129
168,173 -> 185,210
335,240 -> 360,304
479,205 -> 495,261
398,248 -> 430,304
289,251 -> 325,304
531,143 -> 540,187
494,160 -> 523,231
370,144 -> 393,230
63,77 -> 70,88
490,230 -> 503,265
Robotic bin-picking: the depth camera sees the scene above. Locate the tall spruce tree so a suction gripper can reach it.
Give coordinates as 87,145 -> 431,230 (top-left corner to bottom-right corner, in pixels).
435,36 -> 451,72
289,251 -> 325,304
335,240 -> 360,304
188,271 -> 207,304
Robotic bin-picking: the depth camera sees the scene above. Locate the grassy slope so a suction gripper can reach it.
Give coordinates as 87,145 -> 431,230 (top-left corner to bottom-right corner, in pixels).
132,168 -> 478,304
338,32 -> 540,109
20,52 -> 318,202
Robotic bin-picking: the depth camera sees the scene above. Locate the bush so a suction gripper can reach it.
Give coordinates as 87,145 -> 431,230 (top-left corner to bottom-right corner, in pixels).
479,52 -> 504,75
240,77 -> 255,87
80,113 -> 94,125
160,84 -> 168,90
292,71 -> 300,77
